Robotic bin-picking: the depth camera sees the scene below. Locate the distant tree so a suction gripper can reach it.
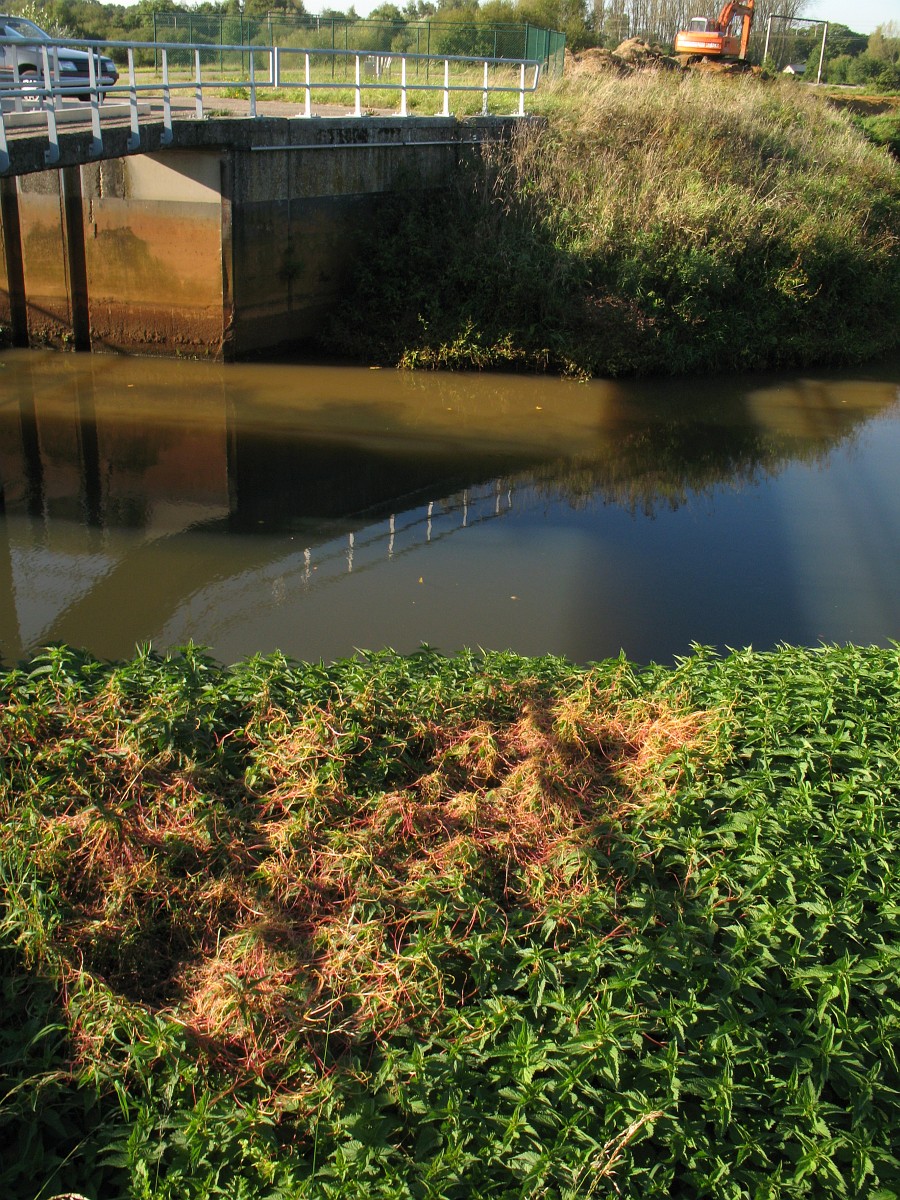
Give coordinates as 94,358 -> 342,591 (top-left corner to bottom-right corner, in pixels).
479,0 -> 520,24
823,22 -> 868,58
868,21 -> 900,63
266,0 -> 308,13
824,52 -> 852,82
368,2 -> 404,20
402,0 -> 438,16
846,52 -> 885,83
516,0 -> 590,44
7,0 -> 73,36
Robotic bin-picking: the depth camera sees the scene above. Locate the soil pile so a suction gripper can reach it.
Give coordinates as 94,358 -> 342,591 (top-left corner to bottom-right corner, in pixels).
614,37 -> 680,68
566,38 -> 679,74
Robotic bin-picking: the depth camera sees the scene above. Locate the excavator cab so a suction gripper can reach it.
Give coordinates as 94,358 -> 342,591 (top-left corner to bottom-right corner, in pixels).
674,0 -> 754,60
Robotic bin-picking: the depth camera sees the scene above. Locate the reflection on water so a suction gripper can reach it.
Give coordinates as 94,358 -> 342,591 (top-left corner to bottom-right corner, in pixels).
1,349 -> 899,664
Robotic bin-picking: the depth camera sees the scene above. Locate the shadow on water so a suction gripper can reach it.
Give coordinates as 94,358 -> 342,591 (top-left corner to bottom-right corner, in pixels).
0,349 -> 898,664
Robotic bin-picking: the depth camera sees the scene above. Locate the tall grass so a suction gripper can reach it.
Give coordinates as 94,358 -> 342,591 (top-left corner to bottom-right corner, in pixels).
1,642 -> 900,1197
326,71 -> 900,376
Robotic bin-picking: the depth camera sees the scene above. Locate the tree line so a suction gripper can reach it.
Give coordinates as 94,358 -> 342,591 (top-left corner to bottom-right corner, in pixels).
8,0 -> 898,77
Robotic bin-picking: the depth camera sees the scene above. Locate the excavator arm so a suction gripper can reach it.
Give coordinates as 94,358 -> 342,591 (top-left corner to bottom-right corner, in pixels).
715,0 -> 754,56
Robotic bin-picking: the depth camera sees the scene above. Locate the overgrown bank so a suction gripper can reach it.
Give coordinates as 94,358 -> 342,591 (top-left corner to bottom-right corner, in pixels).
327,72 -> 900,377
2,642 -> 899,1198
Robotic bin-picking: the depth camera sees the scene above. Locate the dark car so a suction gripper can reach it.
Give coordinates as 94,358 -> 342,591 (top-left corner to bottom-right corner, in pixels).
0,14 -> 119,102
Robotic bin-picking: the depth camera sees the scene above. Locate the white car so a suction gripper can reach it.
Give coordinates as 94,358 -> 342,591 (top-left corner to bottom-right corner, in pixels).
0,14 -> 119,102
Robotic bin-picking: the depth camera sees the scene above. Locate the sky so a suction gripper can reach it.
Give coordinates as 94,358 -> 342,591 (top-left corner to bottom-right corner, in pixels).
799,0 -> 898,34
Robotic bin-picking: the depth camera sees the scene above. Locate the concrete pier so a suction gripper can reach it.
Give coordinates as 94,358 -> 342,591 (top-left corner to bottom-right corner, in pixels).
0,114 -> 519,358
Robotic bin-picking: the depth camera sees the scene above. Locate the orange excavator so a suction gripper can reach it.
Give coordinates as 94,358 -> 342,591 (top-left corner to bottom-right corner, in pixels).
674,0 -> 754,61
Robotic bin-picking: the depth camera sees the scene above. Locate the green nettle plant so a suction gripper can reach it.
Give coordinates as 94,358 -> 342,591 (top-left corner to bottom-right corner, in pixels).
1,641 -> 899,1198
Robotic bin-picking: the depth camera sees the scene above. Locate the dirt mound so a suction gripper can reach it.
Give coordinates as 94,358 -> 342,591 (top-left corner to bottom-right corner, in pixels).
613,37 -> 680,69
565,45 -> 630,76
566,39 -> 680,75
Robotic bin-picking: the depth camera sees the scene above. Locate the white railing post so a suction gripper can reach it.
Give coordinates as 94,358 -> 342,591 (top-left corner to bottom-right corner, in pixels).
11,58 -> 22,114
0,109 -> 9,174
354,53 -> 361,117
127,47 -> 140,150
52,46 -> 63,110
400,55 -> 407,117
87,49 -> 102,156
518,62 -> 525,116
41,46 -> 59,164
194,48 -> 203,120
40,43 -> 52,103
482,60 -> 489,116
443,58 -> 450,117
161,48 -> 172,145
249,44 -> 257,117
304,51 -> 311,117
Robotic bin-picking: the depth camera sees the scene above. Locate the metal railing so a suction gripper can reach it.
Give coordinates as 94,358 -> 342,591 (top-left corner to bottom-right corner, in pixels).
153,12 -> 566,77
0,34 -> 541,171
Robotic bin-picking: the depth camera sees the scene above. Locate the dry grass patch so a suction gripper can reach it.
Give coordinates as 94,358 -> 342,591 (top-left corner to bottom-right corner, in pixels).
3,665 -> 711,1089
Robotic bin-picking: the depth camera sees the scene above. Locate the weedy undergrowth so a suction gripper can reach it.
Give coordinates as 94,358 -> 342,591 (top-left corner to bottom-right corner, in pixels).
326,71 -> 900,377
1,642 -> 899,1198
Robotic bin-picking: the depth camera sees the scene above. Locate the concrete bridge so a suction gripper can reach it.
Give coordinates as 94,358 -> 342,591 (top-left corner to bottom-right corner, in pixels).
0,107 -> 526,359
0,32 -> 540,357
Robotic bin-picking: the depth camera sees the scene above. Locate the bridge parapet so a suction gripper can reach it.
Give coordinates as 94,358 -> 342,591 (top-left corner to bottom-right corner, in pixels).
1,34 -> 541,176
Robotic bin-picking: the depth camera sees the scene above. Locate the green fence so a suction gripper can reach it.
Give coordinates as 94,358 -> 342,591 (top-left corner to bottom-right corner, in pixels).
152,12 -> 564,77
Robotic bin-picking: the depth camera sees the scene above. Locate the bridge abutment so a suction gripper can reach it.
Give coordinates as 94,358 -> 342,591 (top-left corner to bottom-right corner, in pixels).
0,115 -> 510,359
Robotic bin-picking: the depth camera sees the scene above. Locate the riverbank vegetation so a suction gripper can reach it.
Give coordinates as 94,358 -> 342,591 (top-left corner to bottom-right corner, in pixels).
2,641 -> 899,1198
327,70 -> 900,377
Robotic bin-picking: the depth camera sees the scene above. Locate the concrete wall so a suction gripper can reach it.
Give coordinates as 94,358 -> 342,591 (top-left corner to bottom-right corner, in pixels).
0,150 -> 228,356
0,116 -> 510,359
83,152 -> 229,357
229,118 -> 466,356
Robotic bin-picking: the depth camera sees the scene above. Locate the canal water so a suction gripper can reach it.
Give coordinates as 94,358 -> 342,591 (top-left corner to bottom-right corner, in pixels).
1,348 -> 899,666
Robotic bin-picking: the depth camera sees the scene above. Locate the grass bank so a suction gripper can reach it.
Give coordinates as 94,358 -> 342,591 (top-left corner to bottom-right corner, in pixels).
326,71 -> 900,377
2,642 -> 899,1198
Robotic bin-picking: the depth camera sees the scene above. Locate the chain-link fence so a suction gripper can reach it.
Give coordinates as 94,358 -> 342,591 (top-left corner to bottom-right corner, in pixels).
152,12 -> 564,78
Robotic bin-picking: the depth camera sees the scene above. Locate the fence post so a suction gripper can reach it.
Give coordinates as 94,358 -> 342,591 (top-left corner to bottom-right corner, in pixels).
816,22 -> 828,85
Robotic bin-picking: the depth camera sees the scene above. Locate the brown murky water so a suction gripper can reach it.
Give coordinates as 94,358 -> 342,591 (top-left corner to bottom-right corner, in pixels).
1,348 -> 899,665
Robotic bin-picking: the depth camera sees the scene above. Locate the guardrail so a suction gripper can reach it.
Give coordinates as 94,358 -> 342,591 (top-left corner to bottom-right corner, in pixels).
0,34 -> 541,170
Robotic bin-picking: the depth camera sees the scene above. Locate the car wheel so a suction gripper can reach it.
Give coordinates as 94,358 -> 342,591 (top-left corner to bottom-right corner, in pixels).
19,70 -> 42,107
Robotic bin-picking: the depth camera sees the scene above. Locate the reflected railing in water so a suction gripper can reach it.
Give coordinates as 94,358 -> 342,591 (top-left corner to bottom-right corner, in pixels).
0,348 -> 898,664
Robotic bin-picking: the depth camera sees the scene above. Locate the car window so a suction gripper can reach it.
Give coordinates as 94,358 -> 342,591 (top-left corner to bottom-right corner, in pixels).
1,17 -> 51,40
